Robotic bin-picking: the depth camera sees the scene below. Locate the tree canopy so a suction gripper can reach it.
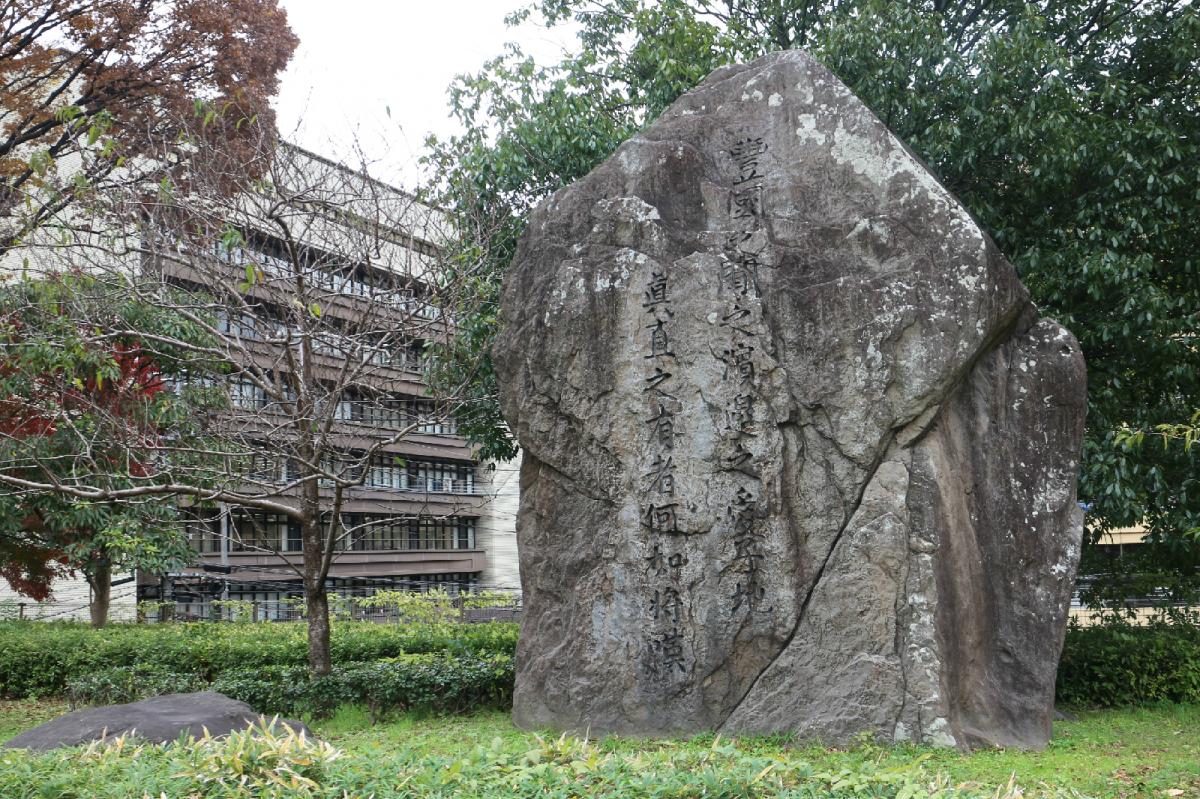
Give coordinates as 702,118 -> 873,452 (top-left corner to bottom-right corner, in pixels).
427,0 -> 1200,561
0,272 -> 219,624
0,0 -> 298,253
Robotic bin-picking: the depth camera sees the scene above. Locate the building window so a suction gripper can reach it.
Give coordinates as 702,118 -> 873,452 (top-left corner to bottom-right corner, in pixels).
337,514 -> 476,551
406,460 -> 475,494
184,512 -> 220,554
229,509 -> 298,553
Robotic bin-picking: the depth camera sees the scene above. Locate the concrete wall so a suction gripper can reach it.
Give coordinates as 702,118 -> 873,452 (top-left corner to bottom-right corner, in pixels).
0,573 -> 137,622
475,451 -> 522,591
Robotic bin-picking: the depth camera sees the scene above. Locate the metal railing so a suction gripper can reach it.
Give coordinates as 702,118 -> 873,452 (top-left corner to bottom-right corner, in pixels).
2,592 -> 522,625
360,477 -> 481,495
139,594 -> 522,624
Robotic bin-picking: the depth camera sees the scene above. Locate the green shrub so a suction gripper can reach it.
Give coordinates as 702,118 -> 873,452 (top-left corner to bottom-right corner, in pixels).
344,654 -> 515,720
64,654 -> 515,719
1056,620 -> 1200,706
0,723 -> 1010,799
175,720 -> 340,798
211,654 -> 515,718
66,665 -> 207,708
0,620 -> 517,699
209,665 -> 323,718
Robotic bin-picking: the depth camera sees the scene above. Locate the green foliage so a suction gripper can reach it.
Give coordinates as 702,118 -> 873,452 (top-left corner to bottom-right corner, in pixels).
66,664 -> 207,708
356,586 -> 517,623
64,654 -> 514,719
427,0 -> 1200,564
1057,620 -> 1200,706
174,720 -> 341,798
1116,409 -> 1200,456
0,272 -> 224,605
207,654 -> 515,718
0,620 -> 518,699
0,722 -> 1027,799
5,701 -> 1200,799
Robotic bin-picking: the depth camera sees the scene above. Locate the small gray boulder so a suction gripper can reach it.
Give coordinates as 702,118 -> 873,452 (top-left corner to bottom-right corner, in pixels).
3,691 -> 309,752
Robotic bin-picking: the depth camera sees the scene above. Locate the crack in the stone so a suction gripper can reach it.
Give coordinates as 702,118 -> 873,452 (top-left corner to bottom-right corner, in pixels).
892,490 -> 914,742
531,451 -> 619,507
719,427 -> 898,729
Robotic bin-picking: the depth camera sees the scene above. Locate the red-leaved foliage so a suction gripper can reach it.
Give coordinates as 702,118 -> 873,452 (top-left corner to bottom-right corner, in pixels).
0,1 -> 298,247
0,529 -> 70,603
0,333 -> 166,598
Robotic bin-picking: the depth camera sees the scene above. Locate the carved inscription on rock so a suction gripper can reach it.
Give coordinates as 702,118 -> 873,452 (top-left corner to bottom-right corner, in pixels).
498,51 -> 1086,749
630,133 -> 785,686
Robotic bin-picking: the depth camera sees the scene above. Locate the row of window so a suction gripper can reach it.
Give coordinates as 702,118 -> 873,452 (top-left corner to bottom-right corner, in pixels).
215,240 -> 441,318
215,310 -> 427,373
224,379 -> 457,435
364,456 -> 475,493
186,510 -> 477,554
311,331 -> 426,371
334,395 -> 457,435
243,451 -> 476,494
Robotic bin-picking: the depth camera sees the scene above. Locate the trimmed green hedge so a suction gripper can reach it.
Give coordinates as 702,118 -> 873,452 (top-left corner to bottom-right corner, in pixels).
0,621 -> 517,699
13,618 -> 1200,711
1056,621 -> 1200,706
67,654 -> 515,718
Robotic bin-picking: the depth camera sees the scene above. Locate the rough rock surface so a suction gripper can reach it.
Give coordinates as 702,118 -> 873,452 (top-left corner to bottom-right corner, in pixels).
3,692 -> 310,752
494,50 -> 1086,749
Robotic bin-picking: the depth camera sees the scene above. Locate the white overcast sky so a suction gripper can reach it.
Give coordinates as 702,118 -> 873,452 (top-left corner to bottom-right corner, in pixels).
273,1 -> 578,191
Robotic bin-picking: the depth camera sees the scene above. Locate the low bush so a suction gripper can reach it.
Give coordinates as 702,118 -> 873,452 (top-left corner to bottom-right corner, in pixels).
0,620 -> 518,699
66,664 -> 207,708
66,654 -> 515,719
1056,619 -> 1200,706
0,723 -> 994,799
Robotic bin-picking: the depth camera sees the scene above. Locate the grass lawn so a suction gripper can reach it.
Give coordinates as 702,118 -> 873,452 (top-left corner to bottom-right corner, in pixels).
0,700 -> 1196,798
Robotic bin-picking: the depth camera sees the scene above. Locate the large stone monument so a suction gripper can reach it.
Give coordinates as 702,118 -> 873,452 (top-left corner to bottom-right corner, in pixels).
494,51 -> 1087,749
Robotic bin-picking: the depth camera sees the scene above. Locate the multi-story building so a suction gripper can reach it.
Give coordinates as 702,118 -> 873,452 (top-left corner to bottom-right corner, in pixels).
0,141 -> 519,618
131,144 -> 521,616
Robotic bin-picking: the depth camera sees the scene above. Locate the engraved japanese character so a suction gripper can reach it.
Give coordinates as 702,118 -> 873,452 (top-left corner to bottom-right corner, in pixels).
731,535 -> 764,571
645,544 -> 688,578
645,319 -> 674,359
643,270 -> 671,310
730,137 -> 768,162
725,441 -> 754,470
730,185 -> 764,219
645,403 -> 676,448
726,393 -> 755,434
730,581 -> 767,613
719,339 -> 755,383
734,163 -> 765,185
721,303 -> 752,325
724,230 -> 753,252
652,627 -> 687,673
720,259 -> 757,296
729,486 -> 755,513
644,366 -> 674,395
650,586 -> 684,623
643,454 -> 676,495
643,502 -> 681,534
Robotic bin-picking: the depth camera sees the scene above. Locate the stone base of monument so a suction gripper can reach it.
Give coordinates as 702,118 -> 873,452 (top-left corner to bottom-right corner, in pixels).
2,691 -> 310,752
495,50 -> 1087,750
